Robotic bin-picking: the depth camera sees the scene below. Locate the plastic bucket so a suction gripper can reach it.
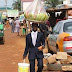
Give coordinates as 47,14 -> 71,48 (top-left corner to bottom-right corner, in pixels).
18,63 -> 30,72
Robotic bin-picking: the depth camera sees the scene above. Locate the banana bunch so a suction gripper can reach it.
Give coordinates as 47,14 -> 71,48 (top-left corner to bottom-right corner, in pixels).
40,13 -> 46,21
24,12 -> 50,22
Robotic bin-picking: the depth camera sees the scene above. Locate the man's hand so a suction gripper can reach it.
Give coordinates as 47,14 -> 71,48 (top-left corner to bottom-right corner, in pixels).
42,30 -> 45,32
23,56 -> 26,60
38,46 -> 44,51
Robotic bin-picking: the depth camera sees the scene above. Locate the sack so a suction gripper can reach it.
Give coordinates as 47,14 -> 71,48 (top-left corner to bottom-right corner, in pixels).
24,0 -> 50,22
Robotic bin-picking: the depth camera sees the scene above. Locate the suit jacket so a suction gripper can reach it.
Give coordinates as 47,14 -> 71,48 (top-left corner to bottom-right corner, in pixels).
23,32 -> 45,60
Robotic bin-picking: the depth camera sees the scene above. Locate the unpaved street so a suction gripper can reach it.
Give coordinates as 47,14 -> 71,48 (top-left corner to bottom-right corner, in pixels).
0,27 -> 62,72
0,27 -> 26,72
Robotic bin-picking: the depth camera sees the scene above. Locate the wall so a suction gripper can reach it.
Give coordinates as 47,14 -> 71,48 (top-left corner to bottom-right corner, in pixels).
63,0 -> 72,6
63,0 -> 72,18
21,0 -> 44,12
22,2 -> 32,11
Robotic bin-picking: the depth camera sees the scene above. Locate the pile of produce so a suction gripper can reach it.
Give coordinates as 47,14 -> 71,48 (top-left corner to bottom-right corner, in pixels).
24,0 -> 50,22
24,12 -> 49,21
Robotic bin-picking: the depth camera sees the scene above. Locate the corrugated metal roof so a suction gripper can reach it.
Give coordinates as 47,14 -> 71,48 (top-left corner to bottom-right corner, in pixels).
46,7 -> 72,12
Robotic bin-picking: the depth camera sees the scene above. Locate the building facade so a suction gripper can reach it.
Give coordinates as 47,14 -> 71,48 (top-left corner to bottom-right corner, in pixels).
63,0 -> 72,18
21,0 -> 44,12
63,0 -> 72,6
21,0 -> 34,11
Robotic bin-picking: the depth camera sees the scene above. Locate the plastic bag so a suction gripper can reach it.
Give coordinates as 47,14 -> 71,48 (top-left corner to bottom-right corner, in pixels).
44,53 -> 52,59
24,0 -> 50,22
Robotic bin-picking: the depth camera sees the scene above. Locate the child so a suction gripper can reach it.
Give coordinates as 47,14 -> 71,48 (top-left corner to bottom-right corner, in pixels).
23,19 -> 26,36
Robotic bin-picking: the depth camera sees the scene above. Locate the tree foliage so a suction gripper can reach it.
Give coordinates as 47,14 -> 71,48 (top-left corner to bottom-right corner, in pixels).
44,0 -> 64,8
12,0 -> 21,11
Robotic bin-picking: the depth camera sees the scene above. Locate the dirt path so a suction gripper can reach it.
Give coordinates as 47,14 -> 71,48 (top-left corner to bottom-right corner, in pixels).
0,27 -> 26,72
0,27 -> 62,72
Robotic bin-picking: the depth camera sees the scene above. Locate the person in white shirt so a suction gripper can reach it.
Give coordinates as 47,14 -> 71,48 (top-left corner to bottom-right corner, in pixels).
14,18 -> 21,36
23,23 -> 45,72
9,18 -> 12,26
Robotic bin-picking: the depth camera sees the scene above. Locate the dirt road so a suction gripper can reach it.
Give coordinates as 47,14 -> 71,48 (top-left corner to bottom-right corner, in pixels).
0,27 -> 62,72
0,27 -> 26,72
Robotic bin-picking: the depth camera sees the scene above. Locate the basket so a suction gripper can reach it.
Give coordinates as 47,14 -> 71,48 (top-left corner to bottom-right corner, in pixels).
26,19 -> 46,24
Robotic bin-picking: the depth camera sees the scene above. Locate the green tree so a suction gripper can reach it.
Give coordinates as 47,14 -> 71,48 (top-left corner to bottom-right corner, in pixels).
12,0 -> 21,11
44,0 -> 64,8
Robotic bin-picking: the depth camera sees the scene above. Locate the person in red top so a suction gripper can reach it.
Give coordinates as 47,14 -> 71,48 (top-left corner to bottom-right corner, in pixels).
46,20 -> 50,27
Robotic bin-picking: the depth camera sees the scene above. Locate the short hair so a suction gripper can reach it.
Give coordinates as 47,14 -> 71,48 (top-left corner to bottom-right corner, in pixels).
16,17 -> 19,20
32,23 -> 38,27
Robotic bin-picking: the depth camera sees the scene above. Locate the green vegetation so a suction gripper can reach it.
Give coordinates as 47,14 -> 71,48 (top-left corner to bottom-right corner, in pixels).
12,0 -> 21,11
44,0 -> 64,8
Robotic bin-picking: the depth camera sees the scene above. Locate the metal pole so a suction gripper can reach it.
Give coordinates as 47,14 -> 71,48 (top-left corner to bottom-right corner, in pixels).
5,0 -> 7,16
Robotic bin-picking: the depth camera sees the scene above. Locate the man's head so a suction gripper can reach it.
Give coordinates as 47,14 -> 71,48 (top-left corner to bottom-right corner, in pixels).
32,23 -> 38,32
16,17 -> 19,20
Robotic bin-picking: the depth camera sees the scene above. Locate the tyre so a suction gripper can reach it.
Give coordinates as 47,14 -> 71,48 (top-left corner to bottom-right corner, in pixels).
1,37 -> 5,44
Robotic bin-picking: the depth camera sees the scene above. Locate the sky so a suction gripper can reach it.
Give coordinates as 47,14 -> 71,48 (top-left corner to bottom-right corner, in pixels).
0,0 -> 16,8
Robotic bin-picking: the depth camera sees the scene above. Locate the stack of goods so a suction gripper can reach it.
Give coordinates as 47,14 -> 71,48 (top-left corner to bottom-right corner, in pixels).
44,52 -> 72,71
24,0 -> 50,23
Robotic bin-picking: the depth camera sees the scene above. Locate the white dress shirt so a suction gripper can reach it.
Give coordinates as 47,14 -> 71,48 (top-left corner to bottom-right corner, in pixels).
31,31 -> 38,46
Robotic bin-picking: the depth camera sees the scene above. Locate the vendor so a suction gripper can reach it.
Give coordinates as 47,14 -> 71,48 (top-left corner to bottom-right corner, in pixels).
23,23 -> 45,72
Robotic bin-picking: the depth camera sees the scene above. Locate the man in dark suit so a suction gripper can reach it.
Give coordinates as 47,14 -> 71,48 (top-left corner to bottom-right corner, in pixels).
23,23 -> 45,72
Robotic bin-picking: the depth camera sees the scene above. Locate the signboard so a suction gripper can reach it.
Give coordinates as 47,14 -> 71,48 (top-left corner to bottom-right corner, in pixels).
7,10 -> 19,17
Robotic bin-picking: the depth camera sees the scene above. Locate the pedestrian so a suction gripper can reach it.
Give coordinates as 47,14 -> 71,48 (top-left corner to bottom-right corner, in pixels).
45,20 -> 54,54
9,18 -> 12,26
23,23 -> 45,72
11,18 -> 15,33
14,17 -> 21,36
2,19 -> 5,25
22,19 -> 26,36
6,19 -> 9,29
39,23 -> 48,39
46,20 -> 52,32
